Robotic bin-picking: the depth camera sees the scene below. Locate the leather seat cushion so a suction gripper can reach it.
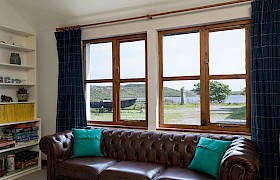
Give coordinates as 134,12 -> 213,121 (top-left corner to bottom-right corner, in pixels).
99,161 -> 165,180
156,167 -> 216,180
55,157 -> 117,180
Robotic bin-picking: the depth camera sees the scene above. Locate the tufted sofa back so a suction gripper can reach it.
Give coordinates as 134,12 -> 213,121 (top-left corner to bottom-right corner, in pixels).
99,129 -> 240,167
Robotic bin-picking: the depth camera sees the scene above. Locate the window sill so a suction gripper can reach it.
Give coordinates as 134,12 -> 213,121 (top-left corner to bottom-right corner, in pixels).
87,121 -> 148,130
157,126 -> 251,136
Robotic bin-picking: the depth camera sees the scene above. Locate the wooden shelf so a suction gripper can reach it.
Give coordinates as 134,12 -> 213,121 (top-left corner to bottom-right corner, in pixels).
0,63 -> 35,70
0,83 -> 35,86
0,165 -> 41,180
0,141 -> 39,154
0,43 -> 35,52
0,119 -> 39,126
0,101 -> 35,105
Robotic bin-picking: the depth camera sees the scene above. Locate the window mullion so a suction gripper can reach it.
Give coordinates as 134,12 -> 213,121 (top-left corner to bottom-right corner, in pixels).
158,32 -> 164,126
245,24 -> 251,129
112,39 -> 120,123
200,29 -> 210,126
205,30 -> 210,127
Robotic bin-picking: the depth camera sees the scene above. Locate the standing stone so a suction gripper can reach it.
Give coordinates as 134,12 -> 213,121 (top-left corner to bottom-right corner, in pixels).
180,87 -> 185,105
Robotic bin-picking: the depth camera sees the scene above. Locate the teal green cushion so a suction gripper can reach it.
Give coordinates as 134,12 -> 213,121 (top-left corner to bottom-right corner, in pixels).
188,137 -> 232,179
71,128 -> 103,158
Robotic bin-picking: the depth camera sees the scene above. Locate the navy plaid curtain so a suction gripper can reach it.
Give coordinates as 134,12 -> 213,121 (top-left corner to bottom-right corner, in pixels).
251,0 -> 280,179
55,29 -> 87,132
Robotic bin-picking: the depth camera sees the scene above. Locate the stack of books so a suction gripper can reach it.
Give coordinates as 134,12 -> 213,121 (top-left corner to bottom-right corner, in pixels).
2,122 -> 39,146
0,135 -> 15,150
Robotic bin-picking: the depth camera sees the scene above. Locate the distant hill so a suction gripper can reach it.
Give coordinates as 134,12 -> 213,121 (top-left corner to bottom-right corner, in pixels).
90,84 -> 181,101
232,91 -> 242,95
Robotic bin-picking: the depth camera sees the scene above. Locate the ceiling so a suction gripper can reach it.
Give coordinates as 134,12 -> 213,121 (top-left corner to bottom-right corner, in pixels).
6,0 -> 235,32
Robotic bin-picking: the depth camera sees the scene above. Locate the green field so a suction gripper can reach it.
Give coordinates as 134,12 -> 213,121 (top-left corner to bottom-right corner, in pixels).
90,102 -> 246,124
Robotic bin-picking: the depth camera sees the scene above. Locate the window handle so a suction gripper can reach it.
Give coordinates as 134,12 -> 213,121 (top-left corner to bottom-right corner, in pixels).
116,67 -> 120,75
204,52 -> 209,64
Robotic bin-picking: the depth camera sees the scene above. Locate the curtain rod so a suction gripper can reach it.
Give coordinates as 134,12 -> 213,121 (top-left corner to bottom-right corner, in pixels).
56,0 -> 251,31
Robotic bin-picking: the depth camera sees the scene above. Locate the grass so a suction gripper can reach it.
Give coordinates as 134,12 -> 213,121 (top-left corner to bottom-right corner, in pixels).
227,106 -> 246,119
90,102 -> 246,124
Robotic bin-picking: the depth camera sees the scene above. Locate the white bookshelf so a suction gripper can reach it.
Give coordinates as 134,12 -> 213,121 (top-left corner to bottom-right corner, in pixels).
0,25 -> 40,179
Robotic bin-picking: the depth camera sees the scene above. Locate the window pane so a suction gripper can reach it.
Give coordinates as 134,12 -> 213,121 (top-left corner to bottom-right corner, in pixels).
120,40 -> 145,79
209,79 -> 246,124
120,82 -> 146,121
88,42 -> 112,80
209,29 -> 245,75
163,80 -> 200,125
87,83 -> 113,121
163,31 -> 200,77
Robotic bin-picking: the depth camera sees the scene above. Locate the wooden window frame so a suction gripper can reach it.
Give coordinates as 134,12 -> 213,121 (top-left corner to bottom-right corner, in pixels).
158,20 -> 251,135
83,33 -> 148,129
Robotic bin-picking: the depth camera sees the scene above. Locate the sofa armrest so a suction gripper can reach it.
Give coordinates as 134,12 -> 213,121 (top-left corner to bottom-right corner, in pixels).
39,130 -> 74,180
220,138 -> 259,180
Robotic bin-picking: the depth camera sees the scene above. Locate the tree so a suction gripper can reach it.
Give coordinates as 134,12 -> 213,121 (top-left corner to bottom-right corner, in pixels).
191,81 -> 232,103
240,87 -> 246,95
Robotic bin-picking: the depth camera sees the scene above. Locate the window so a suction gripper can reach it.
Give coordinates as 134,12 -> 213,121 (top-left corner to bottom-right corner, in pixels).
84,33 -> 147,128
158,20 -> 250,134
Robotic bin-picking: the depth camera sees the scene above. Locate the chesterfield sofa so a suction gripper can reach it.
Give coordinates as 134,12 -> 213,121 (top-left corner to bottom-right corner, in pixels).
39,128 -> 259,180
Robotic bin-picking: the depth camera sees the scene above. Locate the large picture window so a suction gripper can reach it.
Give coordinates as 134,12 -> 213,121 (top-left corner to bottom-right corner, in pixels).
84,33 -> 147,128
158,20 -> 250,134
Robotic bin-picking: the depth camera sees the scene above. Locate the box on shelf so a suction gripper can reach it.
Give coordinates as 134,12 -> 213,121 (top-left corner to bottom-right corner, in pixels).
13,122 -> 36,129
15,150 -> 39,169
0,103 -> 34,124
15,158 -> 38,169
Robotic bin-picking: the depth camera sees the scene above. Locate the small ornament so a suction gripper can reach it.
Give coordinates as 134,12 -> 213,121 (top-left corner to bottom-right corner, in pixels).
10,53 -> 21,65
17,88 -> 29,102
1,95 -> 13,102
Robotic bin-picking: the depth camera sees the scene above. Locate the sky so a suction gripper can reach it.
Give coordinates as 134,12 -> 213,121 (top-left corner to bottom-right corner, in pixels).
87,28 -> 246,92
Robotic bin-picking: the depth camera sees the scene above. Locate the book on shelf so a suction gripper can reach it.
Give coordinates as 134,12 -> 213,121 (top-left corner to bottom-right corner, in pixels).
15,139 -> 38,147
0,141 -> 16,148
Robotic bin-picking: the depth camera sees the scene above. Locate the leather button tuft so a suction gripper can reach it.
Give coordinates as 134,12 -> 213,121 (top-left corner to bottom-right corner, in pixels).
185,145 -> 190,152
158,134 -> 163,140
174,144 -> 178,151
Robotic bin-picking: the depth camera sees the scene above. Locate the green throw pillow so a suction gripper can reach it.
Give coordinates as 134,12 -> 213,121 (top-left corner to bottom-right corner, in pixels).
188,137 -> 232,179
71,128 -> 103,158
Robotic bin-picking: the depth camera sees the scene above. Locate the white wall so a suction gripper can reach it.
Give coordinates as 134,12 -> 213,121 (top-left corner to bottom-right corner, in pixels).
37,3 -> 251,136
37,31 -> 58,137
0,0 -> 34,33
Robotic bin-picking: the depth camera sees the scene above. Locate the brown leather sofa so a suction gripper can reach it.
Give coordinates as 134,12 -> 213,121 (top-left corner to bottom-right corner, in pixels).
39,128 -> 259,180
